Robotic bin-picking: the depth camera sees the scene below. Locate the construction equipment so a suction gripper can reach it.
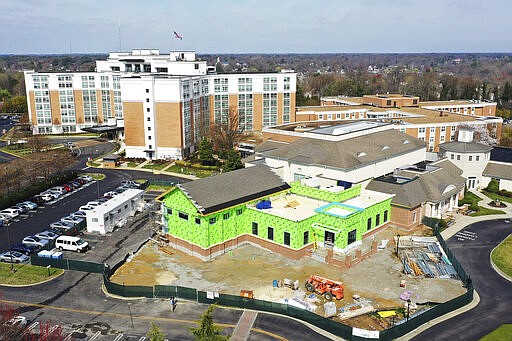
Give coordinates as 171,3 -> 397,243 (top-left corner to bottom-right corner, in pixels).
305,275 -> 344,301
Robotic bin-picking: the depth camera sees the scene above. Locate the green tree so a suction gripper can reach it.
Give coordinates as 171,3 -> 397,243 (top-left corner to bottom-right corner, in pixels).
502,81 -> 512,102
198,137 -> 215,166
0,89 -> 11,102
2,96 -> 27,113
146,322 -> 166,341
190,305 -> 229,341
223,149 -> 243,172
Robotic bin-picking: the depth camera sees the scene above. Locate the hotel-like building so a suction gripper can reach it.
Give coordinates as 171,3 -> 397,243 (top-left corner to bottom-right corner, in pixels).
24,49 -> 296,159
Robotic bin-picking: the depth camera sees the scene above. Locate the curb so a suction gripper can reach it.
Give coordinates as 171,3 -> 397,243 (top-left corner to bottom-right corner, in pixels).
396,290 -> 480,341
489,234 -> 512,282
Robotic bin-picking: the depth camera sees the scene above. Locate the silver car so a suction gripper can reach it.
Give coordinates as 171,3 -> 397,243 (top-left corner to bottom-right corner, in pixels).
0,251 -> 30,263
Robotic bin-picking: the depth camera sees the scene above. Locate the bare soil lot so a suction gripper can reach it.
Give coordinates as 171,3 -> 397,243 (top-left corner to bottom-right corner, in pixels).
111,227 -> 466,330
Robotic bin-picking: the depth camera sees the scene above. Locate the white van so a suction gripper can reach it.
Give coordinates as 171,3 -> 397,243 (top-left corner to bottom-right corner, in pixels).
55,236 -> 89,253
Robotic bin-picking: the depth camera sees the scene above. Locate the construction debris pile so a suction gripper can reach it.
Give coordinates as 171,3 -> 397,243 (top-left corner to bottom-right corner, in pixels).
397,236 -> 458,279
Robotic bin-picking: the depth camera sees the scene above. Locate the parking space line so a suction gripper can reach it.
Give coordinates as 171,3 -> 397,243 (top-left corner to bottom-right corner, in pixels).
64,327 -> 82,341
89,330 -> 101,341
139,337 -> 146,341
21,321 -> 39,336
113,333 -> 124,341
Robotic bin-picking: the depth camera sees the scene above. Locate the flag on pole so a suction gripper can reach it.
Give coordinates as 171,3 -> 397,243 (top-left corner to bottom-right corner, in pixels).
173,31 -> 183,40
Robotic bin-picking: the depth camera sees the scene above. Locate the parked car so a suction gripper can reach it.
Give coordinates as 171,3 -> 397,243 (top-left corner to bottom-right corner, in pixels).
49,186 -> 66,195
0,208 -> 20,218
96,197 -> 110,204
0,213 -> 13,224
29,195 -> 49,205
66,181 -> 81,189
75,178 -> 88,185
79,205 -> 95,212
40,191 -> 60,199
115,187 -> 129,193
49,226 -> 79,237
11,204 -> 29,214
55,236 -> 89,253
22,236 -> 49,248
0,218 -> 3,227
11,243 -> 38,255
0,251 -> 30,263
77,175 -> 93,182
35,230 -> 60,241
62,184 -> 73,192
61,215 -> 84,225
121,180 -> 140,188
50,221 -> 75,229
87,201 -> 101,207
70,211 -> 87,219
104,191 -> 118,197
18,201 -> 38,210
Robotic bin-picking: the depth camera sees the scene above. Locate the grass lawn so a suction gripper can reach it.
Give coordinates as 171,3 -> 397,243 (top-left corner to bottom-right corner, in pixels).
480,324 -> 512,341
491,235 -> 512,278
459,191 -> 505,216
0,146 -> 32,156
147,184 -> 174,191
165,164 -> 218,178
0,263 -> 64,285
142,163 -> 171,170
483,190 -> 512,204
126,161 -> 140,168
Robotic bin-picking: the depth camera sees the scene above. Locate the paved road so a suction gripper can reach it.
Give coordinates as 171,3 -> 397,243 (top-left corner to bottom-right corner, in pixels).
413,219 -> 512,341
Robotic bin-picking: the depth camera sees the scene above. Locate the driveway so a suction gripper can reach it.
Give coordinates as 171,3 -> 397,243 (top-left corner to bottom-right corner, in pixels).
413,219 -> 512,340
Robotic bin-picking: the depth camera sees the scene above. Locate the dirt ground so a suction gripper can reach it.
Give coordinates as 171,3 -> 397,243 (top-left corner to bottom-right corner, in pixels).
111,226 -> 466,329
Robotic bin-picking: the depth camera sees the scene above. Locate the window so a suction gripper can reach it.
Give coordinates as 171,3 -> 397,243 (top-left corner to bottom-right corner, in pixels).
252,222 -> 258,235
147,117 -> 151,121
376,214 -> 381,226
148,127 -> 151,131
367,218 -> 372,231
195,217 -> 201,225
179,212 -> 189,220
223,212 -> 230,220
457,155 -> 460,161
386,100 -> 391,106
124,204 -> 128,209
147,108 -> 150,112
148,145 -> 152,149
92,218 -> 98,222
469,155 -> 472,161
348,229 -> 357,245
303,231 -> 309,245
148,136 -> 152,140
451,154 -> 454,160
412,212 -> 417,223
146,89 -> 149,93
144,64 -> 151,72
476,155 -> 480,161
284,232 -> 290,246
236,208 -> 243,215
166,208 -> 172,215
384,210 -> 388,222
267,227 -> 274,241
209,217 -> 216,225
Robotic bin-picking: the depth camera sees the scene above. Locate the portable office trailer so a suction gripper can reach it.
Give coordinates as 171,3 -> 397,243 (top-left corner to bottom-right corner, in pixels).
86,189 -> 144,234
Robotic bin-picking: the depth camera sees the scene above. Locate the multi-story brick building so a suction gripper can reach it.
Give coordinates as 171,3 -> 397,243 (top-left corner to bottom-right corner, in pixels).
294,94 -> 501,158
24,49 -> 296,159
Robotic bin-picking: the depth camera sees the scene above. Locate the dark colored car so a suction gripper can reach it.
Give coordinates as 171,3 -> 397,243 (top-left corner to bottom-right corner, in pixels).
11,243 -> 39,255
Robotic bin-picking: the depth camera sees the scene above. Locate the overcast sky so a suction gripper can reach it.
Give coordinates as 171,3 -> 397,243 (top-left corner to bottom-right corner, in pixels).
2,0 -> 511,54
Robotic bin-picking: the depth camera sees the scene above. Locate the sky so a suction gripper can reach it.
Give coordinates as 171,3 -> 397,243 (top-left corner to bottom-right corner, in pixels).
2,0 -> 512,55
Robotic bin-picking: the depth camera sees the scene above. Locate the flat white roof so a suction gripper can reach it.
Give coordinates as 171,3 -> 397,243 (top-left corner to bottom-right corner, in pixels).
343,189 -> 394,209
248,193 -> 327,221
88,189 -> 144,216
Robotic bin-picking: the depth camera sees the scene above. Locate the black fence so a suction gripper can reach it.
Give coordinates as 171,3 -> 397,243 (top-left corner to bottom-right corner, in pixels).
30,227 -> 473,341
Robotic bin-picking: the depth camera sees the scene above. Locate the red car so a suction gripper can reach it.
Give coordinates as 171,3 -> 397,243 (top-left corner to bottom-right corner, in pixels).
62,184 -> 73,192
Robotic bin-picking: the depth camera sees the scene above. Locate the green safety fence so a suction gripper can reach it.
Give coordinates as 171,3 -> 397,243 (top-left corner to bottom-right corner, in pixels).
30,225 -> 474,340
30,256 -> 106,273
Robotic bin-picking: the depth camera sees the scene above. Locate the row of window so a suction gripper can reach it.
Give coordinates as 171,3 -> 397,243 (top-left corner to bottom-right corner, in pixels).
450,153 -> 481,161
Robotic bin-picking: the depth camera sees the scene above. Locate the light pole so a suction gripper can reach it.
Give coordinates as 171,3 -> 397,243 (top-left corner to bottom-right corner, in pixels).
396,234 -> 400,257
6,224 -> 14,272
406,299 -> 411,321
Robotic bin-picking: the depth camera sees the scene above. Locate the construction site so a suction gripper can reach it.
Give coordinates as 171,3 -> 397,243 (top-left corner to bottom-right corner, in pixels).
110,227 -> 467,331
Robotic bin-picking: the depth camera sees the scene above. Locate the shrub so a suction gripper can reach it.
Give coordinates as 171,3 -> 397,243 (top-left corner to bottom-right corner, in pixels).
175,160 -> 191,167
470,202 -> 480,211
500,190 -> 512,198
485,179 -> 500,193
438,219 -> 448,229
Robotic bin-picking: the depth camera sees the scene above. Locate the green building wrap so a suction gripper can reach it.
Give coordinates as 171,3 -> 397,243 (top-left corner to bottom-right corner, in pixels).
161,182 -> 392,254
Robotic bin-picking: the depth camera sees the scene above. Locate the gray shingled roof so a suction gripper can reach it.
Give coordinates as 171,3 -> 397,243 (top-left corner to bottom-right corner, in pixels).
439,141 -> 492,153
179,165 -> 290,214
483,162 -> 512,180
261,129 -> 425,170
367,160 -> 465,208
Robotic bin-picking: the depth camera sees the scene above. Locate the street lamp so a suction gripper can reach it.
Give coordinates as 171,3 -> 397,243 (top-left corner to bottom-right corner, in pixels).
6,224 -> 14,272
406,299 -> 411,321
396,234 -> 401,257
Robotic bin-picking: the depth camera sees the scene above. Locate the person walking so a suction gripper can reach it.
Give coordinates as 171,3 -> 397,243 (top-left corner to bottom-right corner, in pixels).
170,296 -> 176,311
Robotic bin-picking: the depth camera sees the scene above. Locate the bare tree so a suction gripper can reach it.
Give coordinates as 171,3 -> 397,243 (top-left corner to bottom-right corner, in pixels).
208,106 -> 244,153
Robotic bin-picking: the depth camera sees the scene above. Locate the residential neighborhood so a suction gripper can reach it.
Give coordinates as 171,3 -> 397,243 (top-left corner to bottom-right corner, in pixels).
1,1 -> 512,340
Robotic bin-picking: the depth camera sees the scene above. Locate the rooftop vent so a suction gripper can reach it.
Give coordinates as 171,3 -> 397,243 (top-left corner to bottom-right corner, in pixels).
357,151 -> 367,157
381,145 -> 391,151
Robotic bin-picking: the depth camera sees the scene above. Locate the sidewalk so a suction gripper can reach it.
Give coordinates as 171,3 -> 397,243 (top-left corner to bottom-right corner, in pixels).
441,190 -> 512,240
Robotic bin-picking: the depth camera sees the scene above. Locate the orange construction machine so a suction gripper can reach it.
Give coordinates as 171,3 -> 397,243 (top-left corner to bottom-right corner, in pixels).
305,275 -> 344,300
